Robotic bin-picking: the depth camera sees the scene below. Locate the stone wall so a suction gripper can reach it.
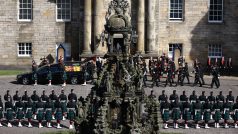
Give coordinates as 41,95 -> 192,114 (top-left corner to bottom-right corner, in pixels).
0,0 -> 237,68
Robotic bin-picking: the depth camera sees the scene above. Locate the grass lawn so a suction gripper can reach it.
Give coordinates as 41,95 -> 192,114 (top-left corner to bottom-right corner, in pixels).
0,70 -> 24,76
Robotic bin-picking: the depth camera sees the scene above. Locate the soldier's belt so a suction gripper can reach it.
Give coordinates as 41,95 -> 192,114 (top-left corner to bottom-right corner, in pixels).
160,101 -> 165,103
162,109 -> 169,114
33,101 -> 38,103
42,101 -> 46,103
214,109 -> 220,111
180,101 -> 186,103
36,108 -> 44,113
60,100 -> 66,103
17,108 -> 23,111
190,100 -> 196,103
200,101 -> 205,104
6,108 -> 13,111
46,108 -> 52,111
22,101 -> 28,103
171,100 -> 175,102
224,108 -> 230,113
219,101 -> 224,103
228,101 -> 233,103
195,109 -> 201,115
72,100 -> 76,102
204,109 -> 211,112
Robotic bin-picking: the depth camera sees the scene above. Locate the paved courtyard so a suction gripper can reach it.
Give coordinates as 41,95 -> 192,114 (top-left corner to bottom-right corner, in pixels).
0,75 -> 237,134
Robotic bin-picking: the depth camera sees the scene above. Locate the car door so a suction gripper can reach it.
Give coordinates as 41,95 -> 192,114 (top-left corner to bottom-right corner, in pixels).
37,66 -> 48,84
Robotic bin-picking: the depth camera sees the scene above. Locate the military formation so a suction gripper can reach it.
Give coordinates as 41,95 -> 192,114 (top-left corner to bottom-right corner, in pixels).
0,89 -> 78,129
158,90 -> 238,129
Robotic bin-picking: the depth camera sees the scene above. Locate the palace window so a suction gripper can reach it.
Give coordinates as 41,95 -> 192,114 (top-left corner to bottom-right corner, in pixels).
18,43 -> 32,57
18,0 -> 32,21
169,0 -> 183,21
208,0 -> 223,23
208,44 -> 222,58
56,0 -> 71,22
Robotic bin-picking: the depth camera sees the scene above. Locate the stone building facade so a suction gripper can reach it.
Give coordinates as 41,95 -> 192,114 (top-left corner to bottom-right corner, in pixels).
0,0 -> 237,68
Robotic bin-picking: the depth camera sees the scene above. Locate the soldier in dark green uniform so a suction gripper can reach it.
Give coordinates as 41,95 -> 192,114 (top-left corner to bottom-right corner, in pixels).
22,90 -> 29,107
4,90 -> 12,102
31,90 -> 39,119
213,99 -> 223,128
203,99 -> 212,129
189,90 -> 197,104
47,67 -> 52,86
67,98 -> 77,129
193,99 -> 202,129
233,99 -> 238,128
36,98 -> 45,128
227,91 -> 234,107
15,99 -> 25,127
5,96 -> 14,127
62,70 -> 67,86
158,90 -> 168,104
180,91 -> 188,104
208,91 -> 215,103
68,89 -> 77,102
13,90 -> 21,107
216,91 -> 225,103
59,90 -> 67,120
171,99 -> 181,129
199,91 -> 206,120
49,90 -> 58,120
55,98 -> 63,129
182,98 -> 191,129
160,98 -> 170,129
25,97 -> 33,128
0,96 -> 3,127
45,98 -> 54,128
41,90 -> 48,104
223,99 -> 232,128
32,59 -> 38,86
169,90 -> 178,103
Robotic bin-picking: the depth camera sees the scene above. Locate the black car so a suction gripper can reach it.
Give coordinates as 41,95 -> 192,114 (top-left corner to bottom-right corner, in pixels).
16,63 -> 86,85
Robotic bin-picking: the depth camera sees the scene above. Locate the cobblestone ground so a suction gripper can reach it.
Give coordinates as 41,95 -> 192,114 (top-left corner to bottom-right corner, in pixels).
0,75 -> 237,134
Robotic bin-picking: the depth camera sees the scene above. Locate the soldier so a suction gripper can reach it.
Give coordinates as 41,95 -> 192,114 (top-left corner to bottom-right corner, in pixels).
216,91 -> 225,103
208,91 -> 216,103
4,90 -> 12,102
199,91 -> 207,108
193,99 -> 202,129
176,67 -> 185,86
160,98 -> 170,129
0,96 -> 3,127
151,65 -> 159,87
96,57 -> 103,78
223,99 -> 232,128
184,62 -> 190,84
180,91 -> 188,104
22,90 -> 29,105
142,62 -> 148,87
198,64 -> 205,85
41,89 -> 48,104
36,98 -> 45,128
55,98 -> 63,129
45,98 -> 54,128
220,56 -> 225,75
47,68 -> 52,86
49,90 -> 58,119
193,65 -> 202,87
31,90 -> 39,119
15,99 -> 25,127
227,91 -> 235,105
59,90 -> 67,120
233,99 -> 238,128
67,98 -> 77,129
178,56 -> 184,67
171,99 -> 181,129
148,90 -> 156,100
82,63 -> 88,86
213,99 -> 223,128
169,90 -> 178,103
226,57 -> 232,76
211,65 -> 220,88
206,57 -> 212,75
158,90 -> 168,104
182,98 -> 191,129
189,91 -> 197,104
149,57 -> 154,75
203,99 -> 212,129
5,96 -> 14,127
165,65 -> 174,87
32,59 -> 38,86
68,89 -> 77,102
13,90 -> 21,106
62,70 -> 67,87
25,97 -> 33,128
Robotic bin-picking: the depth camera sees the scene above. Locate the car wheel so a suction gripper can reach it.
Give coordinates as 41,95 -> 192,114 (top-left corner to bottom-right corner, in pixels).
22,77 -> 30,85
71,77 -> 78,85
